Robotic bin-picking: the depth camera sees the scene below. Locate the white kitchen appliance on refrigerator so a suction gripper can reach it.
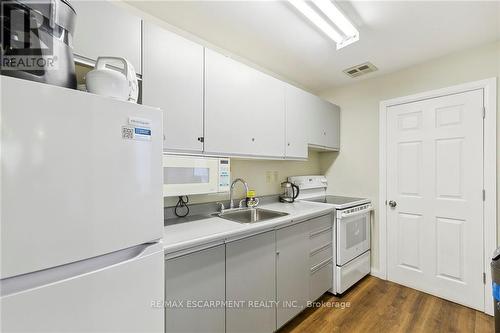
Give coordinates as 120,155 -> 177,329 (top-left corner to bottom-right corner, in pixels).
289,175 -> 372,294
0,76 -> 164,332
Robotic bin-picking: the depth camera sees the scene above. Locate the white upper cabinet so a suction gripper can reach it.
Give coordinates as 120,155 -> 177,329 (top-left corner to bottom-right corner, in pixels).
142,23 -> 204,153
72,1 -> 142,74
285,84 -> 341,153
308,97 -> 340,150
284,84 -> 313,159
324,103 -> 340,149
204,49 -> 285,158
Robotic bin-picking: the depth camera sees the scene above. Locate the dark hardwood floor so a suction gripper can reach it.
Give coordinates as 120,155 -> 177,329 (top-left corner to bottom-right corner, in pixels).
279,276 -> 494,333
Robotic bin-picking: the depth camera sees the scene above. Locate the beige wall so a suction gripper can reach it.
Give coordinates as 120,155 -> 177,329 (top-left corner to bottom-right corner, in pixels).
164,151 -> 322,207
319,41 -> 500,272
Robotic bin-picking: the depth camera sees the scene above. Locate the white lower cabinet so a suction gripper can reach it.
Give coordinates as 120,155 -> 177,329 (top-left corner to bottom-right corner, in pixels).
226,231 -> 276,333
308,215 -> 334,301
310,262 -> 333,301
276,221 -> 310,329
165,245 -> 225,333
164,214 -> 334,333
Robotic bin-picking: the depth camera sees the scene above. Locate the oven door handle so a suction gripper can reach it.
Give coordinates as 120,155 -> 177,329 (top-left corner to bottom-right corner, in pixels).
339,207 -> 373,219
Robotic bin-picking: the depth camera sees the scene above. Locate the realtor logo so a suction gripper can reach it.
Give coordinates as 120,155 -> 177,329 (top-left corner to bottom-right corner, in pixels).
0,0 -> 58,72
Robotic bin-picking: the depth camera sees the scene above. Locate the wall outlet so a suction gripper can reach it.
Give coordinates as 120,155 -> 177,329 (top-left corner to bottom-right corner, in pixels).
273,171 -> 279,183
266,171 -> 272,184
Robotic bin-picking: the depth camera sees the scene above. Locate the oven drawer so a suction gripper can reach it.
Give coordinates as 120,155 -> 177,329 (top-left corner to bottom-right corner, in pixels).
310,260 -> 332,301
335,251 -> 370,294
310,244 -> 332,268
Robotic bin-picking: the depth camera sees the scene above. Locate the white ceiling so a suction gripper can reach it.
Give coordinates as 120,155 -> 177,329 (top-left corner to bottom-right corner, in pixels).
127,1 -> 500,94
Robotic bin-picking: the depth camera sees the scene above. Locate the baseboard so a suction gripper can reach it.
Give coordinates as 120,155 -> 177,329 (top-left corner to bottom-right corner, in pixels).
369,268 -> 385,279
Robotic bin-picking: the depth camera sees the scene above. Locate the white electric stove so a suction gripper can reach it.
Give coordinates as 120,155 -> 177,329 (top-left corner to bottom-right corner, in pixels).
288,175 -> 372,294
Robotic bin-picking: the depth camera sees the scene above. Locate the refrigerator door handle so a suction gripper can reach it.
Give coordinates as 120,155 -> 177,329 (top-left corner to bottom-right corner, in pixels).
0,242 -> 162,297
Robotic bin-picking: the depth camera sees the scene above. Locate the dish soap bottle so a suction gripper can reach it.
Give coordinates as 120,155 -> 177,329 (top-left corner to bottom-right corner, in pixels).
246,190 -> 260,208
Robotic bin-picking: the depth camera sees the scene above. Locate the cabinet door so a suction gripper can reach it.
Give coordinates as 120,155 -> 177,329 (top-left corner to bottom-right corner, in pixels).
276,222 -> 310,329
142,23 -> 204,153
72,1 -> 142,74
226,231 -> 276,333
165,245 -> 225,333
204,49 -> 285,158
307,96 -> 327,147
324,103 -> 340,150
308,97 -> 340,150
284,84 -> 309,159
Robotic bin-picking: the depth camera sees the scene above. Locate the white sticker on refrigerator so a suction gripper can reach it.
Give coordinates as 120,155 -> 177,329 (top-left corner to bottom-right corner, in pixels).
128,117 -> 152,128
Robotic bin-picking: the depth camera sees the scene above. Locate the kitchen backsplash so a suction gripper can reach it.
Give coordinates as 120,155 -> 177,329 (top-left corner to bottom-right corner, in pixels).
163,150 -> 324,207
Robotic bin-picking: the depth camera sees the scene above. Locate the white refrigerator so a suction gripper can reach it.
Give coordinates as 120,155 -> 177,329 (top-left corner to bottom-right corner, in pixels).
0,76 -> 164,332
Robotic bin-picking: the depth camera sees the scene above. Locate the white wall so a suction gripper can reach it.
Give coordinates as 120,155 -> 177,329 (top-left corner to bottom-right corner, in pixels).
320,41 -> 500,273
164,151 -> 322,207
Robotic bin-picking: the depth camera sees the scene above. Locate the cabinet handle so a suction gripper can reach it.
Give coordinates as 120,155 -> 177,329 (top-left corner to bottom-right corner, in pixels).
251,138 -> 255,142
287,142 -> 290,146
311,257 -> 332,273
310,243 -> 332,256
276,251 -> 280,256
310,226 -> 331,238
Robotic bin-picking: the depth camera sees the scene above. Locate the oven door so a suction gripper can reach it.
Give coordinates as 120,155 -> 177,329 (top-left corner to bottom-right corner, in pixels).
336,207 -> 371,266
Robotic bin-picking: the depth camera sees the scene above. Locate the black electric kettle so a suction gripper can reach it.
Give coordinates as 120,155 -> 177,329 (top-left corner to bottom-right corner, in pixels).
279,181 -> 300,203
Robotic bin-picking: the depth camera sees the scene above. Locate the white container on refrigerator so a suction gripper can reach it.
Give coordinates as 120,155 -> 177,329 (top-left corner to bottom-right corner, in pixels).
0,76 -> 164,332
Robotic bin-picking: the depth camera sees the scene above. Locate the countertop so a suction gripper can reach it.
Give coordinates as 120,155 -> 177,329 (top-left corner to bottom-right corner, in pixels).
163,201 -> 334,256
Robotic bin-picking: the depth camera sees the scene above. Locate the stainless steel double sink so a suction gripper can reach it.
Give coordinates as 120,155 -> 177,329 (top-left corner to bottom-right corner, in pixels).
214,208 -> 289,224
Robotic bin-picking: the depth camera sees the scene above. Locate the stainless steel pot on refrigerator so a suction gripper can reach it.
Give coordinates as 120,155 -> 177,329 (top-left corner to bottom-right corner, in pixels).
1,0 -> 77,88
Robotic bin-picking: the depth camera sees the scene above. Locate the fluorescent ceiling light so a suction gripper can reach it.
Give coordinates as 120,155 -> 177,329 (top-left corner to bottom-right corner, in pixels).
312,0 -> 358,38
288,0 -> 343,43
289,0 -> 359,50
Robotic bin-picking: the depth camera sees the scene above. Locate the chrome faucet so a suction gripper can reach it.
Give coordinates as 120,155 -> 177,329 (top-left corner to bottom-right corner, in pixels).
229,178 -> 249,209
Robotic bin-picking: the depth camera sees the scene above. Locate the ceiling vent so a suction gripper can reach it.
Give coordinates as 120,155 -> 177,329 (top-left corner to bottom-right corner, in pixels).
343,62 -> 378,78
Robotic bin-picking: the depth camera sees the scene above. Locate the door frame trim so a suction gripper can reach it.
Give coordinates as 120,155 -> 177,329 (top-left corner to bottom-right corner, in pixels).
378,78 -> 497,314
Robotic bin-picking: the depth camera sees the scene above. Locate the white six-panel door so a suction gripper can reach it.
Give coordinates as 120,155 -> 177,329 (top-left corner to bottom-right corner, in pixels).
386,89 -> 484,310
